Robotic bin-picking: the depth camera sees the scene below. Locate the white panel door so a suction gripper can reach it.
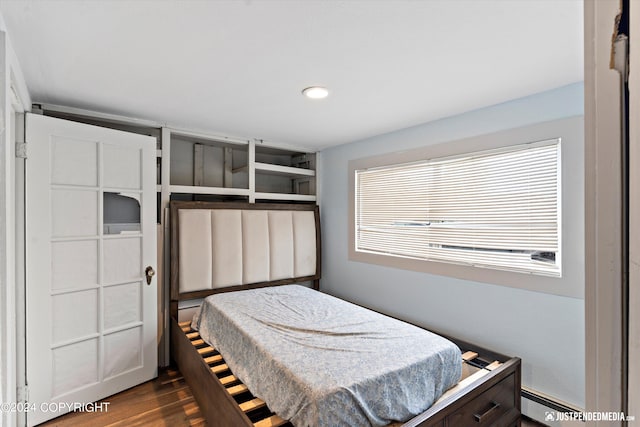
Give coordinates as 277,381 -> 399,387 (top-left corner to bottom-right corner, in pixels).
25,113 -> 157,426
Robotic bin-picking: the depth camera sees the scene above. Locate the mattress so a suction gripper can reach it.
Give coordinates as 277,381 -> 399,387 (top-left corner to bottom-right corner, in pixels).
192,285 -> 461,427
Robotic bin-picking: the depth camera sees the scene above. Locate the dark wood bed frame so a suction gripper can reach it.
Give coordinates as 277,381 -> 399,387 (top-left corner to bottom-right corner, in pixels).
169,201 -> 521,427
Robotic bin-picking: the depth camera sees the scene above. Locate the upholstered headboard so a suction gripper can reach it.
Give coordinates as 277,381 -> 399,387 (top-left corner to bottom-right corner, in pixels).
170,201 -> 321,318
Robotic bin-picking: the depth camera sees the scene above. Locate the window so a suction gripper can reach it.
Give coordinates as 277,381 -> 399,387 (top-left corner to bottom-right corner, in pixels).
354,139 -> 561,277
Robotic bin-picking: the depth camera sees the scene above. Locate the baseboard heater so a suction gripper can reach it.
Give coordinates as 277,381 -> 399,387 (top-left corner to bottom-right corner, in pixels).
521,387 -> 583,414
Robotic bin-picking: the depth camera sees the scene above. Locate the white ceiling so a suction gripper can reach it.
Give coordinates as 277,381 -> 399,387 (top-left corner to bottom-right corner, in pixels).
0,0 -> 583,151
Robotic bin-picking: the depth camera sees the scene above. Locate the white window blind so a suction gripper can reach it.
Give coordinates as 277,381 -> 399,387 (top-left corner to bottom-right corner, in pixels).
355,139 -> 561,276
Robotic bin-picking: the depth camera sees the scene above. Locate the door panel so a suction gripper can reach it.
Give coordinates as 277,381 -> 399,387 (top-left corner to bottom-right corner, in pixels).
51,240 -> 98,290
50,136 -> 98,186
103,144 -> 141,189
26,113 -> 157,426
51,189 -> 99,236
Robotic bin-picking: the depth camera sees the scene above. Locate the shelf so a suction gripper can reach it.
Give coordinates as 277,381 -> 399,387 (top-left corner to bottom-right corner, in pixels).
170,185 -> 251,197
162,130 -> 317,204
254,162 -> 315,178
254,192 -> 316,202
167,187 -> 313,201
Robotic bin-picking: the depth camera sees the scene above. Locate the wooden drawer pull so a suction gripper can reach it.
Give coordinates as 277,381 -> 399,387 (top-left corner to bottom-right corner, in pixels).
473,401 -> 501,423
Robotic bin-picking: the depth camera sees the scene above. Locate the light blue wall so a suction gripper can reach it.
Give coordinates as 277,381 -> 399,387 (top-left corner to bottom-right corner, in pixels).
318,82 -> 585,407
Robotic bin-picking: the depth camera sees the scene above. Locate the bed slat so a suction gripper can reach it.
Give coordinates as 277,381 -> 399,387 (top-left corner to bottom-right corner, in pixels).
253,415 -> 288,427
203,354 -> 223,364
227,384 -> 249,396
239,398 -> 266,413
197,346 -> 215,355
461,351 -> 478,361
211,363 -> 230,374
219,374 -> 238,385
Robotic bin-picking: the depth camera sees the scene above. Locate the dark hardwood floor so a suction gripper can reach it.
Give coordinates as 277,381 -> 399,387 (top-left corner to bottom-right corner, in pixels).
40,369 -> 204,427
39,368 -> 547,426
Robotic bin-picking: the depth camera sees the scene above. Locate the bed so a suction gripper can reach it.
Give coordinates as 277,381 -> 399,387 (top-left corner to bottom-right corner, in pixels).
169,201 -> 522,427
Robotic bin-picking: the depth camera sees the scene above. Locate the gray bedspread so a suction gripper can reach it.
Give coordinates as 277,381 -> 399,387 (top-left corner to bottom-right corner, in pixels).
192,285 -> 461,427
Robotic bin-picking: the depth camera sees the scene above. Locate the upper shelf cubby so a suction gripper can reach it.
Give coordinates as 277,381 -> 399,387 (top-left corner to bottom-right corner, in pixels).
159,129 -> 316,203
254,145 -> 316,197
170,134 -> 249,190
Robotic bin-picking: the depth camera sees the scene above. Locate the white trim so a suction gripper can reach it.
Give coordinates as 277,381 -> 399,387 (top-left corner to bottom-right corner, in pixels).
35,102 -> 162,129
0,44 -> 16,427
168,127 -> 249,146
314,151 -> 322,206
160,128 -> 171,367
628,0 -> 640,419
253,192 -> 316,202
6,44 -> 30,113
13,113 -> 26,427
0,25 -> 31,426
254,138 -> 317,154
0,20 -> 30,427
584,1 -> 624,425
248,139 -> 256,203
169,185 -> 251,196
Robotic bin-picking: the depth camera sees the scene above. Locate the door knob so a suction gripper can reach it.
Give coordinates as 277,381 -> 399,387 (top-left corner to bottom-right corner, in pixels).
145,266 -> 155,285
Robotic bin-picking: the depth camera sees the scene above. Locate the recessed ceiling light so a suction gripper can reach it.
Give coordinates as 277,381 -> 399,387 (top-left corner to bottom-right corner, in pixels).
302,86 -> 329,99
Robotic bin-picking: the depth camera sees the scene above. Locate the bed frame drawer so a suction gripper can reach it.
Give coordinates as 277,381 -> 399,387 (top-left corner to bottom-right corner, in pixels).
445,374 -> 519,427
